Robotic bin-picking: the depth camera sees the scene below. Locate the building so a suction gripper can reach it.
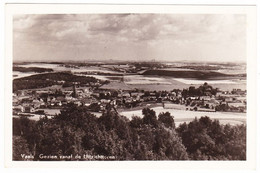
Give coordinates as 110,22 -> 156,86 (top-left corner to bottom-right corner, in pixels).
24,106 -> 35,113
200,96 -> 211,101
72,84 -> 78,98
232,89 -> 246,95
13,105 -> 25,113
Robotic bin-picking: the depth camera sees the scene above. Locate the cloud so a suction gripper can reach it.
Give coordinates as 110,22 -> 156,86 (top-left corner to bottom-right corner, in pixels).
13,14 -> 246,62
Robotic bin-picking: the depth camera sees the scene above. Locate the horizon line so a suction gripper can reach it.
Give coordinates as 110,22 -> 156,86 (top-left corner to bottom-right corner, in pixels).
13,59 -> 247,64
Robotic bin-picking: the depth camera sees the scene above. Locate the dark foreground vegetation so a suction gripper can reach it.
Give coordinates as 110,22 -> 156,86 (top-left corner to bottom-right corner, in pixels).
13,72 -> 100,92
13,104 -> 246,161
13,67 -> 54,73
142,70 -> 244,80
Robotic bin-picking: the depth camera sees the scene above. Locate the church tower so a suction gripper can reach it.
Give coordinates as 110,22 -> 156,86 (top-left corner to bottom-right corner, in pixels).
72,83 -> 77,98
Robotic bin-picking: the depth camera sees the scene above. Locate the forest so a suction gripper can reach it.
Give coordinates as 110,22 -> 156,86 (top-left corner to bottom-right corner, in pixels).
13,72 -> 99,92
13,67 -> 54,73
142,70 -> 237,80
13,104 -> 246,161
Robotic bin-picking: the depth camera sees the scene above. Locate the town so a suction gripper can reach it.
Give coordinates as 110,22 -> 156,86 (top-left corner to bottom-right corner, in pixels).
13,75 -> 246,120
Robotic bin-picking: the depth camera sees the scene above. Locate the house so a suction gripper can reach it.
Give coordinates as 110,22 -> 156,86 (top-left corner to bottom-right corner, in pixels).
21,97 -> 33,104
56,95 -> 66,102
197,107 -> 216,112
100,99 -> 111,104
57,80 -> 65,84
228,102 -> 246,112
225,97 -> 234,102
13,97 -> 19,106
189,96 -> 198,100
47,96 -> 56,102
91,92 -> 100,98
84,103 -> 91,106
122,93 -> 131,98
24,106 -> 35,113
36,90 -> 49,94
130,92 -> 144,100
32,99 -> 42,108
204,91 -> 212,96
170,92 -> 177,97
150,93 -> 156,96
74,101 -> 82,106
216,92 -> 223,97
16,90 -> 26,96
203,99 -> 218,109
65,95 -> 73,100
13,105 -> 25,113
200,96 -> 211,101
232,89 -> 246,95
207,99 -> 219,105
56,101 -> 62,106
82,87 -> 91,93
228,102 -> 246,108
131,92 -> 144,97
124,98 -> 133,103
220,101 -> 227,105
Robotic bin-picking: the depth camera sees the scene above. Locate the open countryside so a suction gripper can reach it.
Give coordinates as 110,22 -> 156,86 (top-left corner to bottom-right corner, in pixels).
12,61 -> 247,161
13,61 -> 246,126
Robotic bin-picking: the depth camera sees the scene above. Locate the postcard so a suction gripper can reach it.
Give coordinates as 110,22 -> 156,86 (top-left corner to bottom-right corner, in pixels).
4,3 -> 257,170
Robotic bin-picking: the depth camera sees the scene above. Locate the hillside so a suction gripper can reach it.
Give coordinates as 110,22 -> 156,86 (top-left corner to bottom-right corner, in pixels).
142,70 -> 239,80
13,66 -> 54,73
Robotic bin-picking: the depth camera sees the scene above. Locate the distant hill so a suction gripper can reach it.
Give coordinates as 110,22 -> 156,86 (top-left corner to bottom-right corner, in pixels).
13,66 -> 53,73
142,70 -> 242,80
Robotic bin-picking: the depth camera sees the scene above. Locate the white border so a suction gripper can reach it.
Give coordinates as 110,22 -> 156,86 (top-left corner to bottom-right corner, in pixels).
2,1 -> 258,172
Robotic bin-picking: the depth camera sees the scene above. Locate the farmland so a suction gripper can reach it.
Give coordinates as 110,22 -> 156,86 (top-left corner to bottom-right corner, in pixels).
120,106 -> 246,127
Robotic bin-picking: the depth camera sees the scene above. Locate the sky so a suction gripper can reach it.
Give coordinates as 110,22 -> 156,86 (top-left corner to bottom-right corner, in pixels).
13,14 -> 246,62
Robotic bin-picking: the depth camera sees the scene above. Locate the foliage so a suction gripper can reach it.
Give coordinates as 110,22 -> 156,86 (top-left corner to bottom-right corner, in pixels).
13,66 -> 53,73
13,106 -> 246,161
13,136 -> 31,160
182,82 -> 217,97
142,108 -> 158,127
176,116 -> 246,160
142,70 -> 232,80
158,112 -> 175,129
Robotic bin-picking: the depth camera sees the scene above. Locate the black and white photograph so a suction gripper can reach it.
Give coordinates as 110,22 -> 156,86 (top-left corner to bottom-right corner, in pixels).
3,3 -> 258,170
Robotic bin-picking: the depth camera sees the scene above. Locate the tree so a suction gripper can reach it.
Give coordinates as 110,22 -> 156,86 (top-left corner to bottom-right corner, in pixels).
142,108 -> 158,127
176,116 -> 246,160
13,103 -> 245,161
130,116 -> 143,128
13,136 -> 31,160
13,117 -> 39,155
158,112 -> 175,129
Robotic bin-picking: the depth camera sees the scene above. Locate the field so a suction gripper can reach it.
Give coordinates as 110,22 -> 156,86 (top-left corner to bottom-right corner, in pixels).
100,75 -> 246,91
13,62 -> 246,92
120,106 -> 246,127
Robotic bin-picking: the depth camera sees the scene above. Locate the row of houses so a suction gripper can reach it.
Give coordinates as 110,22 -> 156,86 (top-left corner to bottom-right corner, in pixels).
13,81 -> 247,116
